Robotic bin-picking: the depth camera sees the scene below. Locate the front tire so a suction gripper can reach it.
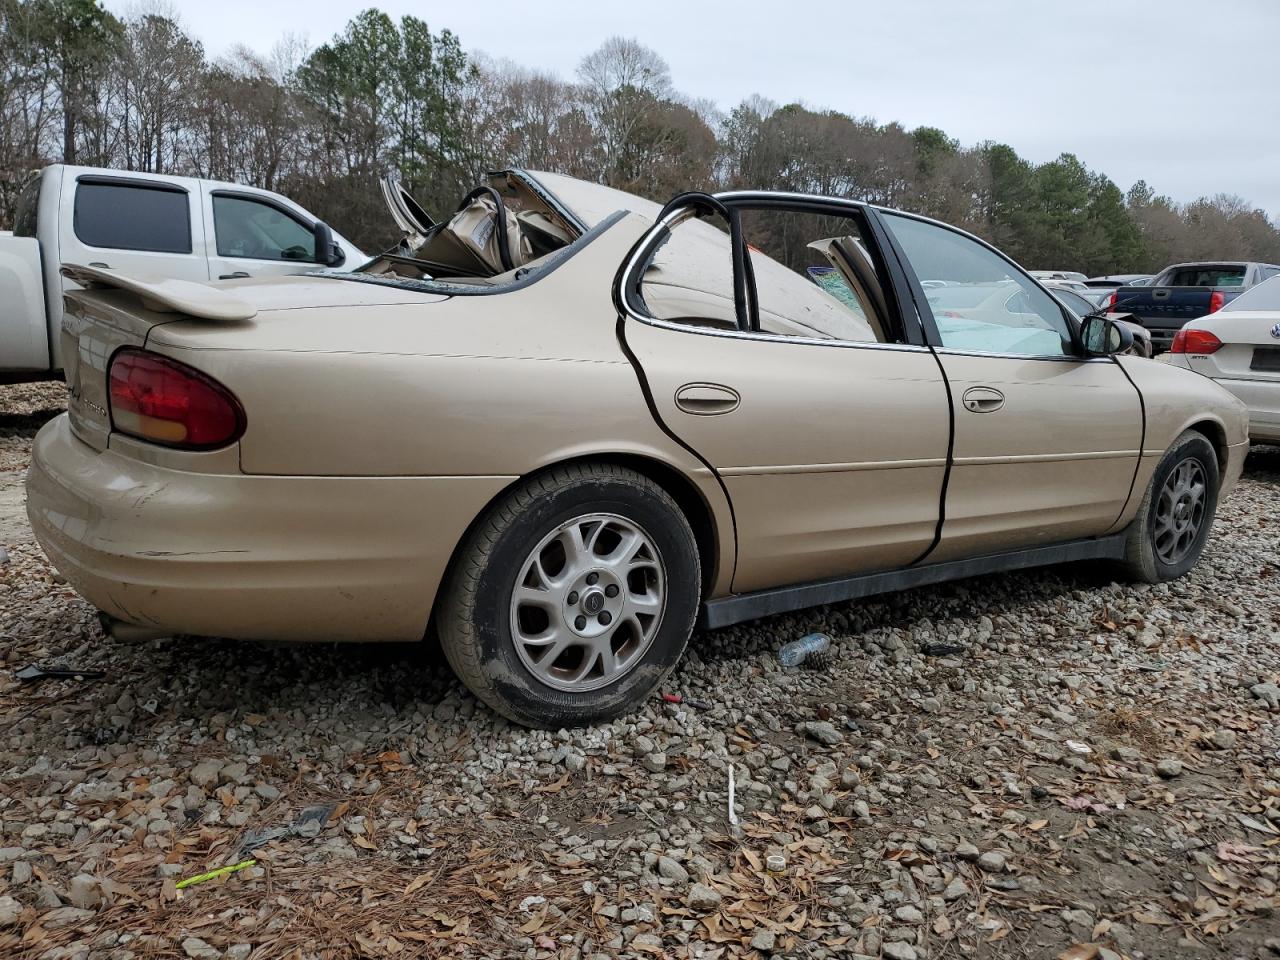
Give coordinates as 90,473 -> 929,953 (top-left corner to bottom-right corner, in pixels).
436,463 -> 700,728
1118,430 -> 1219,583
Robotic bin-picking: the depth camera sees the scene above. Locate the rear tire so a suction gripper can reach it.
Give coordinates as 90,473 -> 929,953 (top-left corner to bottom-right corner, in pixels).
436,463 -> 700,728
1117,431 -> 1219,583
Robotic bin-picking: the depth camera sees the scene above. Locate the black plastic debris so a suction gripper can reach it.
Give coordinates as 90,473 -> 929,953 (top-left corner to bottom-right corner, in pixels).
16,664 -> 106,683
920,643 -> 965,657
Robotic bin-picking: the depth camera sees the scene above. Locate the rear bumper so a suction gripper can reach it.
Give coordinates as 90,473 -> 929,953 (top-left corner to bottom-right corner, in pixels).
26,415 -> 513,642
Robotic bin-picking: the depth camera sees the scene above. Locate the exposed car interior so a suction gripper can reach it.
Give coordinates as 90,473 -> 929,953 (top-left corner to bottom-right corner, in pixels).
639,206 -> 891,343
361,171 -> 580,286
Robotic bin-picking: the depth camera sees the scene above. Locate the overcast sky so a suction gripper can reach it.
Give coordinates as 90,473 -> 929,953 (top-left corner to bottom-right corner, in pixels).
114,0 -> 1280,219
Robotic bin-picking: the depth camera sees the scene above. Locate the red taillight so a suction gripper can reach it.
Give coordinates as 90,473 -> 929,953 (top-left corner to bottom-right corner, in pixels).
1107,291 -> 1118,311
1170,328 -> 1223,355
108,349 -> 245,449
1207,291 -> 1225,313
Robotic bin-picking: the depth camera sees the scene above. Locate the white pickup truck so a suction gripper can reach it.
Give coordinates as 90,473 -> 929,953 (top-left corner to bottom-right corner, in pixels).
1,164 -> 366,382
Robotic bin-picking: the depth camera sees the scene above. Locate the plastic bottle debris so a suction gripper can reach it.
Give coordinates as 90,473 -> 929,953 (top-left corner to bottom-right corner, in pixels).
766,854 -> 787,877
777,633 -> 832,668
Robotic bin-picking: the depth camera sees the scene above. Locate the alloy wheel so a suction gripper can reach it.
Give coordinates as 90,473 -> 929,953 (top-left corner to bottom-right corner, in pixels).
509,513 -> 666,692
1153,457 -> 1207,566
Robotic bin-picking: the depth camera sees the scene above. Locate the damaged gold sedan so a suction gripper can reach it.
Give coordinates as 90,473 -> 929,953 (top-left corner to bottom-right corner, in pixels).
27,170 -> 1249,727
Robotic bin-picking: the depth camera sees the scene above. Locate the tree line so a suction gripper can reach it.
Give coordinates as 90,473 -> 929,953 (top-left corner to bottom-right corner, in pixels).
3,1 -> 1278,274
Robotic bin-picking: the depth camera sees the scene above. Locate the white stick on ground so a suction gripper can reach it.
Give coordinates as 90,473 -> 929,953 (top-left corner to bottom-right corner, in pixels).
728,763 -> 739,826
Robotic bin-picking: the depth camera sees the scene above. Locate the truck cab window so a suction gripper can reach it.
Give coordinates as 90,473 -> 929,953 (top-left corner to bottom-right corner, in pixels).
73,182 -> 192,254
212,195 -> 318,262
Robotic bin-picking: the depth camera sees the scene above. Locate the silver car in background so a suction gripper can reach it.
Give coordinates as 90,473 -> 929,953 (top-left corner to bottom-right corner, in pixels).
1163,276 -> 1280,443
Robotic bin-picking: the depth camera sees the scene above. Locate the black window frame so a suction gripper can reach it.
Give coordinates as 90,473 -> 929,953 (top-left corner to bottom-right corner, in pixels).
72,175 -> 193,255
621,191 -> 924,348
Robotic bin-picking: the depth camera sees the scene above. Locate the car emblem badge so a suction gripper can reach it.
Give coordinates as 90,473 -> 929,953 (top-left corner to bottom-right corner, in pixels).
1271,322 -> 1280,340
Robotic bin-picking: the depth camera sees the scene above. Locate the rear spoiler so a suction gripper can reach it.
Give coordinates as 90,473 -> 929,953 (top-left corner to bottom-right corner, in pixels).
60,263 -> 257,321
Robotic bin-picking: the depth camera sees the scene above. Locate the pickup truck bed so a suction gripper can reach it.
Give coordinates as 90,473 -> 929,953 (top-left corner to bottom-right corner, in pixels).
0,233 -> 54,378
1112,261 -> 1280,352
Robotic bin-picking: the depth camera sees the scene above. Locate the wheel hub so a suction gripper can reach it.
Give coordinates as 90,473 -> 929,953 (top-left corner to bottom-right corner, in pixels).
1152,457 -> 1206,566
563,568 -> 625,638
509,513 -> 667,692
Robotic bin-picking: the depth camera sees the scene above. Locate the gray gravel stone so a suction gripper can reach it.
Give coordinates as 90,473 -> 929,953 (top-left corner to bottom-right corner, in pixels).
181,937 -> 220,959
977,851 -> 1006,872
797,721 -> 842,745
687,883 -> 721,912
1156,758 -> 1184,779
67,873 -> 100,909
1251,683 -> 1280,710
883,943 -> 918,960
657,855 -> 688,883
749,928 -> 776,952
1210,729 -> 1237,750
189,759 -> 222,787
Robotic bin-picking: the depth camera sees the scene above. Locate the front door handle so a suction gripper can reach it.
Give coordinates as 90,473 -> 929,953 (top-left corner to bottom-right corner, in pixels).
674,382 -> 740,416
219,272 -> 251,280
962,386 -> 1005,413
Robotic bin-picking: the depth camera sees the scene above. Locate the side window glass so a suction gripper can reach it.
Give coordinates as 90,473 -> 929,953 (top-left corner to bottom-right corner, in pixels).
213,195 -> 316,262
639,213 -> 739,329
738,209 -> 889,342
882,212 -> 1073,357
74,182 -> 191,254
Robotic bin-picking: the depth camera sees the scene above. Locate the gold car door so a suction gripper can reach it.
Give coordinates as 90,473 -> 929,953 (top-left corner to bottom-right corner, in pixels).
618,199 -> 950,594
877,211 -> 1143,561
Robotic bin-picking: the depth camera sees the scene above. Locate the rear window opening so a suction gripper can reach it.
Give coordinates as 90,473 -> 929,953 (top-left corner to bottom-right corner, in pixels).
355,173 -> 585,293
1166,265 -> 1247,287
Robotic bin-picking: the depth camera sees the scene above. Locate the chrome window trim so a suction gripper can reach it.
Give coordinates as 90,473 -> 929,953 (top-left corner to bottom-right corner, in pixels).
933,347 -> 1113,363
627,312 -> 933,353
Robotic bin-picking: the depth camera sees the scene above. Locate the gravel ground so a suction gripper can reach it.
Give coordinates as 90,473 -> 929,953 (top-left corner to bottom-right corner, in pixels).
1,380 -> 1279,960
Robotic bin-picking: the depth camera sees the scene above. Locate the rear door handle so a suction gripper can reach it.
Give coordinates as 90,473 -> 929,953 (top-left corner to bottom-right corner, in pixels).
962,386 -> 1005,413
674,382 -> 740,416
219,272 -> 250,280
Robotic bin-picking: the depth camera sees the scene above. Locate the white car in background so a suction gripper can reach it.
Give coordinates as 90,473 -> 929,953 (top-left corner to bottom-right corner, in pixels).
1163,275 -> 1280,443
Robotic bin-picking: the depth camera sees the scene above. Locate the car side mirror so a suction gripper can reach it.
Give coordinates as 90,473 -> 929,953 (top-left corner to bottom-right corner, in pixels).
312,220 -> 344,267
1081,315 -> 1134,357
